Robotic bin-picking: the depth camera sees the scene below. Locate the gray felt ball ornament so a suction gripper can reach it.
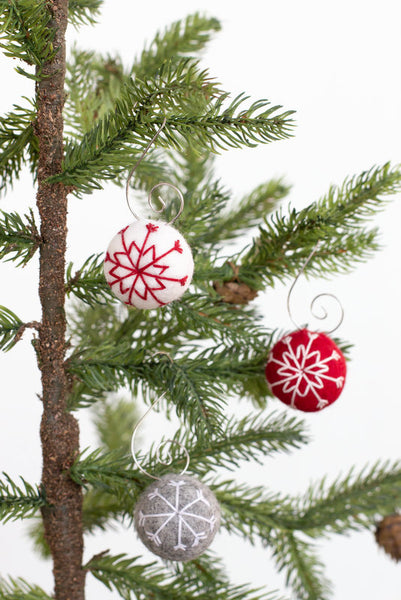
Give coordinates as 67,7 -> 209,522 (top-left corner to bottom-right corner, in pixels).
134,473 -> 220,561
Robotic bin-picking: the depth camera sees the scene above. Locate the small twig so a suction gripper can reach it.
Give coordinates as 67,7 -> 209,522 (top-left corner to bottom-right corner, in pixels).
13,320 -> 40,345
65,269 -> 82,294
84,549 -> 110,570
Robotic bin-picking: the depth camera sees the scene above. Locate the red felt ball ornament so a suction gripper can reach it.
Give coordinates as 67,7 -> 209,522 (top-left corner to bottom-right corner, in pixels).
265,329 -> 346,412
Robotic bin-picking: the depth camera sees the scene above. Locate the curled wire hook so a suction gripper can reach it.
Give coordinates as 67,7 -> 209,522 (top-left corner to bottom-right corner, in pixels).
131,393 -> 190,481
287,242 -> 344,335
125,117 -> 184,225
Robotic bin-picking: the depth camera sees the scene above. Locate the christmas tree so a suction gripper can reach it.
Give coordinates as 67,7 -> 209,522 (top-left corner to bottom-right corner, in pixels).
0,2 -> 401,599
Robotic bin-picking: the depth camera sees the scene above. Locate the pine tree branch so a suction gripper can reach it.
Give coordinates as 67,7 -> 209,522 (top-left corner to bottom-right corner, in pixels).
232,163 -> 401,289
67,342 -> 270,436
293,460 -> 401,536
165,293 -> 269,350
94,398 -> 140,453
66,260 -> 268,349
64,12 -> 220,136
0,578 -> 52,600
65,254 -> 113,306
70,448 -> 145,492
67,349 -> 225,437
140,344 -> 274,435
271,532 -> 332,600
51,63 -> 294,194
64,49 -> 177,186
0,210 -> 40,265
0,100 -> 39,192
64,47 -> 129,137
166,552 -> 214,590
0,306 -> 24,351
178,179 -> 231,243
66,380 -> 106,411
85,552 -> 168,600
82,489 -> 123,533
86,551 -> 287,600
68,0 -> 102,27
0,0 -> 55,74
202,179 -> 291,245
0,474 -> 46,523
132,13 -> 221,80
28,519 -> 51,559
172,552 -> 231,595
162,94 -> 294,152
71,410 -> 307,492
142,411 -> 308,477
66,342 -> 145,392
50,59 -> 220,193
214,480 -> 293,544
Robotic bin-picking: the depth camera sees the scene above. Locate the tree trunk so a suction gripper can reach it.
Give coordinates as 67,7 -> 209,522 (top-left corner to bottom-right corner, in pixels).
35,2 -> 85,599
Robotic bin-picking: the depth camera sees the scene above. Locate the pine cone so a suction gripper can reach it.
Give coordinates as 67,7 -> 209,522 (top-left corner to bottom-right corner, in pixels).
213,280 -> 258,305
375,514 -> 401,561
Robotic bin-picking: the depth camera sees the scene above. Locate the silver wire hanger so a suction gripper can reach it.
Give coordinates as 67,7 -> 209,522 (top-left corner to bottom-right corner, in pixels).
125,117 -> 184,225
287,241 -> 344,334
131,393 -> 190,481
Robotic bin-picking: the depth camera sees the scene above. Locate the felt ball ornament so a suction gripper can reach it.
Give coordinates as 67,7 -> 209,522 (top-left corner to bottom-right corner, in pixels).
104,219 -> 194,309
265,328 -> 346,412
134,473 -> 220,561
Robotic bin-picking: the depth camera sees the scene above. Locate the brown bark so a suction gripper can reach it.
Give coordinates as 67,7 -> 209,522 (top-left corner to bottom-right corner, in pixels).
35,2 -> 85,599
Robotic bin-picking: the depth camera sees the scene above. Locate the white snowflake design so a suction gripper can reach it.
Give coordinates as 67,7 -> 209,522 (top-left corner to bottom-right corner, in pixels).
138,479 -> 217,552
267,331 -> 345,409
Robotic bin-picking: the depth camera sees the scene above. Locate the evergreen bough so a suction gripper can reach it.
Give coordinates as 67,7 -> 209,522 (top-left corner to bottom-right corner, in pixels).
0,4 -> 400,600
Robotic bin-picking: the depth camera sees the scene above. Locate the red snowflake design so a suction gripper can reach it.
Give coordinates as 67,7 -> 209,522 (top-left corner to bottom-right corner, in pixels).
105,223 -> 189,306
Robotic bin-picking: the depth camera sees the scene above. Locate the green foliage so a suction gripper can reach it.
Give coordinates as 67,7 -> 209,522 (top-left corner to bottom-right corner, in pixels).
0,306 -> 23,352
64,47 -> 129,137
271,533 -> 332,600
53,59 -> 221,193
0,0 -> 55,76
66,341 -> 145,394
86,551 -> 287,600
68,0 -> 102,27
71,410 -> 307,493
0,474 -> 45,523
165,294 -> 267,350
202,179 -> 291,245
293,459 -> 401,536
132,13 -> 221,80
66,254 -> 113,306
53,59 -> 294,194
145,411 -> 309,477
0,578 -> 52,600
70,448 -> 145,492
172,552 -> 230,595
64,13 -> 220,137
27,519 -> 50,559
236,163 -> 401,289
0,100 -> 38,192
0,210 -> 40,265
214,480 -> 292,544
94,397 -> 140,453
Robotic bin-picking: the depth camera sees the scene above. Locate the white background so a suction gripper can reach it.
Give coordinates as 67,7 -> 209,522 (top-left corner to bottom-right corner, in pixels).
1,1 -> 401,598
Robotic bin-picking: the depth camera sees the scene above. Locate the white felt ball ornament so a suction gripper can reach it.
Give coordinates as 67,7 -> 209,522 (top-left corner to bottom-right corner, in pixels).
134,473 -> 220,561
104,219 -> 194,309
